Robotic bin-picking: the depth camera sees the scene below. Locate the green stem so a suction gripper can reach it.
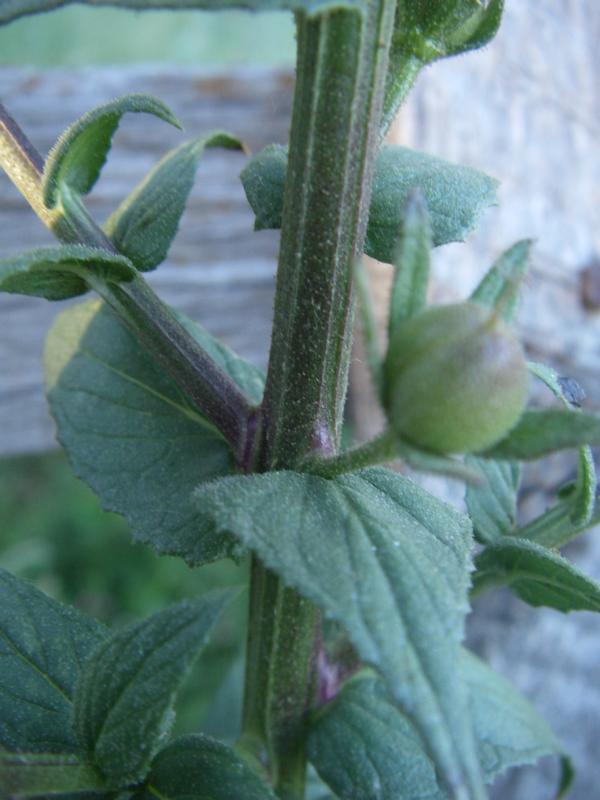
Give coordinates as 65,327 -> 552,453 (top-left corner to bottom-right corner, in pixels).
0,104 -> 256,463
380,53 -> 422,138
303,429 -> 398,478
242,2 -> 396,797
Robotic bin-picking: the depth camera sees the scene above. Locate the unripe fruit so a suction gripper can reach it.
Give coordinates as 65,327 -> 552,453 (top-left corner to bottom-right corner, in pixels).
384,302 -> 529,454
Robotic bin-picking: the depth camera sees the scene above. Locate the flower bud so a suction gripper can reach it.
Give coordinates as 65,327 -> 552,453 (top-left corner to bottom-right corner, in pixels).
384,301 -> 528,454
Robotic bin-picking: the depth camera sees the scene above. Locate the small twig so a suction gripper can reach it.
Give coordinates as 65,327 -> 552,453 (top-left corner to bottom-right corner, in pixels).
0,101 -> 257,463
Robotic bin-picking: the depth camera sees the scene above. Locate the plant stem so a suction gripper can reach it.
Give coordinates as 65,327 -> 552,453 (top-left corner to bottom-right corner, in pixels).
303,429 -> 398,478
242,2 -> 396,797
0,103 -> 255,462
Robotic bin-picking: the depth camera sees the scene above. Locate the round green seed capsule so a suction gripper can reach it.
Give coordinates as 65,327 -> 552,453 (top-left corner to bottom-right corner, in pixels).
384,301 -> 529,454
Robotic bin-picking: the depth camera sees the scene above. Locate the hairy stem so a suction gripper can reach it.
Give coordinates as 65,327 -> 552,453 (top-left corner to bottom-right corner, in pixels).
242,2 -> 397,797
0,102 -> 255,461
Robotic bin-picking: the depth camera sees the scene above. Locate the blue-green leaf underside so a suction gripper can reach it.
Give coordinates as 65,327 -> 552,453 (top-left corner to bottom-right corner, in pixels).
472,537 -> 600,612
0,568 -> 106,755
464,457 -> 521,544
241,144 -> 498,265
0,750 -> 106,796
194,467 -> 485,797
42,94 -> 180,208
308,649 -> 562,800
44,299 -> 264,566
74,590 -> 235,787
105,132 -> 243,271
133,734 -> 277,799
0,0 -> 365,27
0,245 -> 135,301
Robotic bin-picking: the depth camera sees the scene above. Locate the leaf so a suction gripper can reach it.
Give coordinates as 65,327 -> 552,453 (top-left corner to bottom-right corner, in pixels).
0,245 -> 135,300
0,751 -> 106,796
367,146 -> 498,263
0,568 -> 106,755
105,133 -> 243,271
517,449 -> 599,549
472,537 -> 600,612
483,409 -> 600,460
194,467 -> 486,799
464,457 -> 521,544
382,1 -> 505,133
470,240 -> 532,322
523,363 -> 597,541
387,189 -> 431,337
308,649 -> 564,800
42,94 -> 180,209
0,0 -> 365,26
241,144 -> 498,264
132,734 -> 276,799
74,591 -> 235,788
44,299 -> 264,566
397,438 -> 484,485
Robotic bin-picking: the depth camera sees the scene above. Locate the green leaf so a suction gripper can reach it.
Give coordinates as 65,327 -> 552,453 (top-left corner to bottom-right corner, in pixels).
470,240 -> 532,322
308,649 -> 564,800
387,189 -> 431,337
0,245 -> 135,300
382,0 -> 504,133
368,146 -> 498,263
0,0 -> 365,26
42,94 -> 180,209
44,299 -> 264,566
132,734 -> 276,799
512,364 -> 597,547
105,133 -> 243,271
0,751 -> 106,796
0,568 -> 106,754
241,144 -> 498,265
194,467 -> 486,798
74,591 -> 235,788
483,409 -> 600,460
472,537 -> 600,612
464,457 -> 521,544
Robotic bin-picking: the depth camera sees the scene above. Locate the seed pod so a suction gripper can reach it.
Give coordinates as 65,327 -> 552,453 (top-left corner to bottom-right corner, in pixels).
384,301 -> 529,454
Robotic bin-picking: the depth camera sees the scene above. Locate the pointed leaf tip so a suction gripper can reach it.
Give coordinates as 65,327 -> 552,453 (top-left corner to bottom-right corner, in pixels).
42,94 -> 181,209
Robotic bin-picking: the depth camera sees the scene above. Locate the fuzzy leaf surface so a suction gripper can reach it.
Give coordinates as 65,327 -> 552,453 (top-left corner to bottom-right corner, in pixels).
42,94 -> 180,208
132,734 -> 276,799
0,751 -> 106,796
194,467 -> 485,798
241,144 -> 497,264
44,299 -> 264,565
470,240 -> 532,322
0,568 -> 106,754
74,591 -> 235,787
464,457 -> 521,544
0,0 -> 364,26
472,538 -> 600,612
308,649 -> 562,799
105,133 -> 243,271
387,189 -> 431,334
483,409 -> 600,460
0,245 -> 135,300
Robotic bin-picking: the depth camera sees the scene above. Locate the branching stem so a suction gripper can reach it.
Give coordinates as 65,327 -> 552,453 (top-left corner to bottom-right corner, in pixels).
0,102 -> 256,462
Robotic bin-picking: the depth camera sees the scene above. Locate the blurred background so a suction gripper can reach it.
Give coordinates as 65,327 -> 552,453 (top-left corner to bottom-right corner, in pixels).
1,2 -> 600,796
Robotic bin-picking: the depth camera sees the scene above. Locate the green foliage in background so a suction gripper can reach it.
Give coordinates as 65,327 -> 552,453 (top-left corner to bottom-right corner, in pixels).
0,7 -> 294,66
